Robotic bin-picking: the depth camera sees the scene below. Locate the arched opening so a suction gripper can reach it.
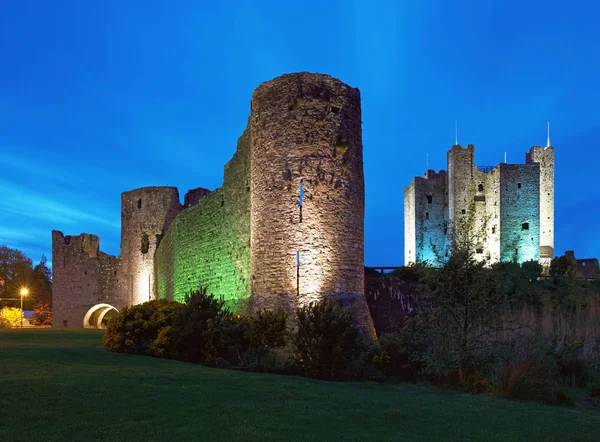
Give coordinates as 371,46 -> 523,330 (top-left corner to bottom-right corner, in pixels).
83,304 -> 119,329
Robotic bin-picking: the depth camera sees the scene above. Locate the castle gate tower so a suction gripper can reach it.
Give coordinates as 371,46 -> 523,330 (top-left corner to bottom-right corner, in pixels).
120,187 -> 181,305
249,73 -> 374,337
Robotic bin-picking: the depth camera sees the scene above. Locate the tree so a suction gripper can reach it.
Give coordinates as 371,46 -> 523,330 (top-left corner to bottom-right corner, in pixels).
0,307 -> 24,327
31,301 -> 52,326
414,217 -> 521,373
0,246 -> 52,306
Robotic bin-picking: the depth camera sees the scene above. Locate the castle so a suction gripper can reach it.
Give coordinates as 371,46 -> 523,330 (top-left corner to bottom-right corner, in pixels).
52,73 -> 375,338
404,143 -> 554,267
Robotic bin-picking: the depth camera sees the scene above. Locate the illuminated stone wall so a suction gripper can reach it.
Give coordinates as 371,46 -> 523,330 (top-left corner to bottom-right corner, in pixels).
447,144 -> 475,224
527,146 -> 554,266
52,73 -> 375,337
405,143 -> 550,266
248,73 -> 374,338
404,170 -> 447,265
499,163 -> 540,263
404,184 -> 416,265
51,231 -> 121,327
154,127 -> 251,312
484,168 -> 501,262
120,187 -> 182,306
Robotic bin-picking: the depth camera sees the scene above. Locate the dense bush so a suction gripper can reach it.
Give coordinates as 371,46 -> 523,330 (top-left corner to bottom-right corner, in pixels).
204,309 -> 289,369
292,299 -> 369,381
371,331 -> 423,381
30,301 -> 52,326
102,299 -> 183,354
548,334 -> 589,388
0,307 -> 23,328
151,288 -> 227,362
0,316 -> 10,328
492,358 -> 556,402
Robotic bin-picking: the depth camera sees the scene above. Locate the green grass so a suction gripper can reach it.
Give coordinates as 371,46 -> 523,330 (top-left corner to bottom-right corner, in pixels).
1,330 -> 599,441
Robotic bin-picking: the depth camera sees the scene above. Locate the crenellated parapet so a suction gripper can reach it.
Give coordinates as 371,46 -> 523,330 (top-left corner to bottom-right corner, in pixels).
52,73 -> 375,339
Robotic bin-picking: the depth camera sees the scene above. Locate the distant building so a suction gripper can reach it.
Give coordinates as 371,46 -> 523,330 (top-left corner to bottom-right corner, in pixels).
404,143 -> 554,267
565,251 -> 600,279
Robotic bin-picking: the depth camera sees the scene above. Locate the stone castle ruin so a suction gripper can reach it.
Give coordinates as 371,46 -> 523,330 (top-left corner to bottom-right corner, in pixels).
52,73 -> 375,338
405,143 -> 554,267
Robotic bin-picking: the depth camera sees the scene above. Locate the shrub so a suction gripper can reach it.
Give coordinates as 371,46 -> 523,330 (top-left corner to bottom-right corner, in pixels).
102,299 -> 183,354
247,309 -> 289,354
371,332 -> 423,381
151,288 -> 228,362
30,301 -> 52,326
292,299 -> 368,381
204,314 -> 254,367
0,307 -> 23,328
435,366 -> 489,393
0,316 -> 11,328
550,334 -> 589,388
492,359 -> 558,403
203,309 -> 289,370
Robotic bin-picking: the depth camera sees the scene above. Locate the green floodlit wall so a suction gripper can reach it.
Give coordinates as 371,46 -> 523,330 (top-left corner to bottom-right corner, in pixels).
154,126 -> 251,312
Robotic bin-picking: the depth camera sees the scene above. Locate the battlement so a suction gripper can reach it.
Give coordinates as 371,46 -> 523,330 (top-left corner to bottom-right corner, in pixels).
51,72 -> 375,338
52,230 -> 105,260
405,141 -> 554,266
422,170 -> 447,180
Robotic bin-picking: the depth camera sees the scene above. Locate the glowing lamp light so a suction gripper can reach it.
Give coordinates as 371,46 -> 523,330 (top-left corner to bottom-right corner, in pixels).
19,287 -> 29,328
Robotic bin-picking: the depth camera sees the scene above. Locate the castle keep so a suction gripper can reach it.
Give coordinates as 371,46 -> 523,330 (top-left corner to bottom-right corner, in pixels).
52,73 -> 375,338
404,143 -> 554,267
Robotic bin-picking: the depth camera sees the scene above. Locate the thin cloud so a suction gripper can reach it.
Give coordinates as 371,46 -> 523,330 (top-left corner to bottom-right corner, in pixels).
0,180 -> 119,229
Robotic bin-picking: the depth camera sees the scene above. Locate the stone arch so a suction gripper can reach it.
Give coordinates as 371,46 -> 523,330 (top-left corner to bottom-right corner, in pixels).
83,303 -> 119,329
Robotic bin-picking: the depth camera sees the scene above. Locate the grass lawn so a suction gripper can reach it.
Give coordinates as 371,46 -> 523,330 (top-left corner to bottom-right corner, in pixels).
1,329 -> 599,441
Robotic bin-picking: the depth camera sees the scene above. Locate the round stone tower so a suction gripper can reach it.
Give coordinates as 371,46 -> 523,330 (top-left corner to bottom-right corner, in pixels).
120,186 -> 181,305
249,72 -> 374,338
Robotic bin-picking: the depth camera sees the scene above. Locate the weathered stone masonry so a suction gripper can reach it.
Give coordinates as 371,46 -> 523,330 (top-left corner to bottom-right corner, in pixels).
52,72 -> 376,338
405,144 -> 554,266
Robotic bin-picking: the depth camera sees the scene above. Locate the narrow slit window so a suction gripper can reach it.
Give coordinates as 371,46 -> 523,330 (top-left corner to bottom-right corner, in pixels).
426,195 -> 433,204
517,183 -> 522,189
461,209 -> 466,214
299,179 -> 304,223
137,198 -> 142,209
141,233 -> 149,254
425,212 -> 429,220
522,222 -> 529,231
478,184 -> 484,192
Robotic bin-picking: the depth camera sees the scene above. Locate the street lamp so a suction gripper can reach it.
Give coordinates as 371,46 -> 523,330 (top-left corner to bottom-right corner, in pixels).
20,287 -> 28,328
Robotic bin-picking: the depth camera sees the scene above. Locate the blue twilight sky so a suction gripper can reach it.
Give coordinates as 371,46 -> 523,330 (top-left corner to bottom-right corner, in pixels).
1,0 -> 599,268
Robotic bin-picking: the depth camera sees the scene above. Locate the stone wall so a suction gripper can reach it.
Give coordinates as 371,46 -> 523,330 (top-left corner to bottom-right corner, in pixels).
51,231 -> 120,327
249,73 -> 373,340
183,187 -> 211,208
404,170 -> 447,265
498,164 -> 540,263
484,168 -> 501,262
404,183 -> 416,266
52,72 -> 375,338
527,146 -> 554,265
406,143 -> 549,267
154,127 -> 251,312
120,187 -> 182,306
364,268 -> 417,335
447,144 -> 475,224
